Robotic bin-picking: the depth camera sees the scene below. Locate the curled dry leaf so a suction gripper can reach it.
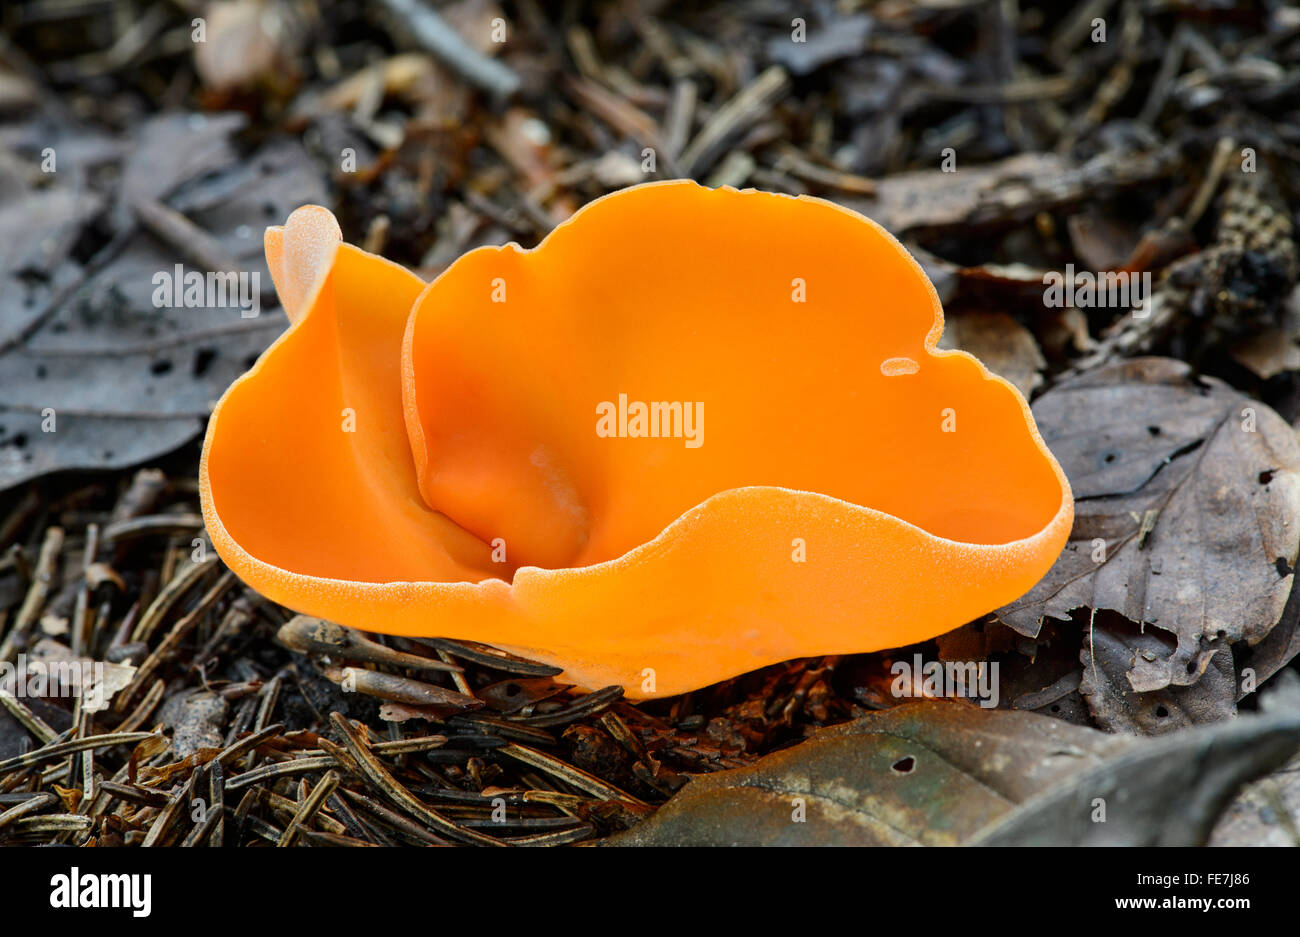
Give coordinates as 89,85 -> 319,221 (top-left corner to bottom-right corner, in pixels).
194,0 -> 301,94
995,358 -> 1300,725
1229,286 -> 1300,379
81,662 -> 137,716
1209,673 -> 1300,845
1240,580 -> 1300,695
21,639 -> 135,716
1078,612 -> 1238,734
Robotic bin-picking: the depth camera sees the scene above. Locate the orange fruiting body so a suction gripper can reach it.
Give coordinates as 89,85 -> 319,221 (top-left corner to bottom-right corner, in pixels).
200,182 -> 1073,698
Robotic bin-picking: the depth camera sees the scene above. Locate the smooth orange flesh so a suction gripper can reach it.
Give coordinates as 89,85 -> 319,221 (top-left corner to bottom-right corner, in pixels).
200,182 -> 1073,698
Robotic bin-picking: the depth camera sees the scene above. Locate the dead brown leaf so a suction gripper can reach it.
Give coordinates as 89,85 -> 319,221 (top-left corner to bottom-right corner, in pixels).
1079,613 -> 1237,734
938,309 -> 1045,397
608,694 -> 1300,846
1229,286 -> 1300,379
996,358 -> 1300,727
608,701 -> 1129,846
194,0 -> 301,93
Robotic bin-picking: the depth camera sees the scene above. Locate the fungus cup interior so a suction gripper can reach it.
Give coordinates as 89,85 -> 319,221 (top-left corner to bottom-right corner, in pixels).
401,183 -> 1062,575
200,182 -> 1072,697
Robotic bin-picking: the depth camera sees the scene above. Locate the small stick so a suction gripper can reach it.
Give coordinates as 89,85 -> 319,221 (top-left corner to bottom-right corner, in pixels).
117,679 -> 165,733
207,760 -> 225,847
0,526 -> 64,664
407,636 -> 561,676
504,824 -> 595,846
0,490 -> 40,551
680,65 -> 790,177
212,723 -> 284,770
224,755 -> 337,793
437,648 -> 474,697
71,522 -> 99,659
0,792 -> 57,830
376,0 -> 520,99
141,772 -> 196,847
254,673 -> 282,732
0,688 -> 57,744
278,617 -> 464,673
9,815 -> 92,834
130,194 -> 242,274
662,79 -> 697,160
511,685 -> 623,727
322,666 -> 481,711
103,514 -> 204,545
117,570 -> 236,707
98,781 -> 171,808
337,787 -> 448,846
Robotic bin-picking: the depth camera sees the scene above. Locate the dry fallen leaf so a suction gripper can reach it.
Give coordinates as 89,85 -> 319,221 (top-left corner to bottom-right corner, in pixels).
972,690 -> 1300,845
1229,286 -> 1300,379
159,689 -> 230,759
608,696 -> 1300,846
17,639 -> 135,715
0,112 -> 328,493
608,701 -> 1131,846
848,147 -> 1176,237
995,358 -> 1300,731
194,0 -> 301,94
937,309 -> 1045,397
1066,208 -> 1143,272
1078,612 -> 1238,734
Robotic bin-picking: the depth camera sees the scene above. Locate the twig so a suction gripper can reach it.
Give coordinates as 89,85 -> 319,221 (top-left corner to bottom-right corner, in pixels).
0,526 -> 64,664
376,0 -> 520,99
130,194 -> 242,273
680,65 -> 790,177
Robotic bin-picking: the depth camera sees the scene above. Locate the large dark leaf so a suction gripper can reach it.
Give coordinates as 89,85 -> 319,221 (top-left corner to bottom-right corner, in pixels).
973,698 -> 1300,845
608,696 -> 1300,846
608,701 -> 1129,846
0,113 -> 328,491
1210,752 -> 1300,846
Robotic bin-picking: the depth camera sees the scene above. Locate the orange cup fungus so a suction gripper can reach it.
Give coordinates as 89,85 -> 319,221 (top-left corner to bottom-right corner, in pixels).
199,181 -> 1073,699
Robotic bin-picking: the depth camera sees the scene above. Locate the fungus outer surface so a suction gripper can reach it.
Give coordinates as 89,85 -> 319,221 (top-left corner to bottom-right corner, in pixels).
200,181 -> 1074,698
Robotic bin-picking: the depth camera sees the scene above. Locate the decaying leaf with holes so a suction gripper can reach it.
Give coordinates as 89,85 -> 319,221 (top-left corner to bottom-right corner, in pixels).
995,357 -> 1300,733
609,701 -> 1129,845
1077,614 -> 1240,733
0,113 -> 327,493
607,696 -> 1300,846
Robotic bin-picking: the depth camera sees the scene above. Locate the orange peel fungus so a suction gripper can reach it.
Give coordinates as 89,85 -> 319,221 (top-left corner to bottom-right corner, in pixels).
199,181 -> 1073,699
